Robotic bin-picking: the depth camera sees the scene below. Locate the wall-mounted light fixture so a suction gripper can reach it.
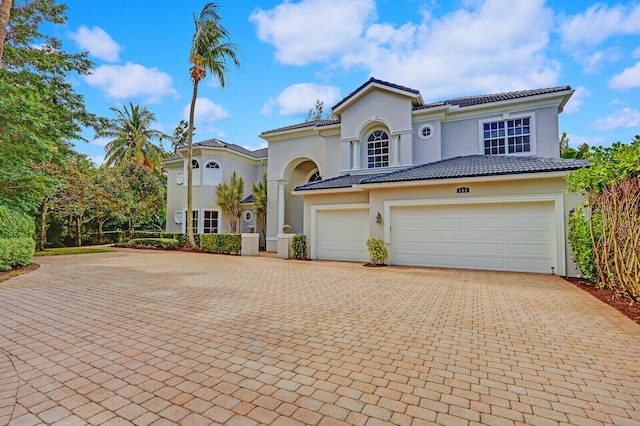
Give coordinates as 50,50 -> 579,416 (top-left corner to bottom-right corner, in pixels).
375,212 -> 382,223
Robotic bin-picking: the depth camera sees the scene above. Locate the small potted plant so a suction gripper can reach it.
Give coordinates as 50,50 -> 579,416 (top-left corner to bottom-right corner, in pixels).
282,224 -> 292,234
247,226 -> 255,233
366,238 -> 389,266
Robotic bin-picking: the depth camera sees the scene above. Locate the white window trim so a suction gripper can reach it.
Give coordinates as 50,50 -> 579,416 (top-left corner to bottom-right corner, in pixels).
202,160 -> 222,186
366,128 -> 391,169
478,112 -> 537,156
243,210 -> 253,223
187,159 -> 201,186
417,123 -> 435,140
202,209 -> 220,234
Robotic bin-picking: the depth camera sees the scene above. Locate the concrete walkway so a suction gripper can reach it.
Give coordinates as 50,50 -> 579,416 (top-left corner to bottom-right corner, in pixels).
1,249 -> 639,425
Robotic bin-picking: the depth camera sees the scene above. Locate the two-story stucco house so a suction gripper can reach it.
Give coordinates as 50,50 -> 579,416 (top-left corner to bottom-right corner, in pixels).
165,78 -> 588,275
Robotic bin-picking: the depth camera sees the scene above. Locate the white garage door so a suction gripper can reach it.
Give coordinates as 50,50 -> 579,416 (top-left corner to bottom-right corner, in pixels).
315,208 -> 369,262
390,202 -> 556,273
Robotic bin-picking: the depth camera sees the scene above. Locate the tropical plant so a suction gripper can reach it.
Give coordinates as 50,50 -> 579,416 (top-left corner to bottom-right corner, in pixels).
251,171 -> 267,245
171,120 -> 194,154
366,238 -> 389,265
216,172 -> 244,234
185,2 -> 240,248
560,132 -> 589,159
95,103 -> 168,172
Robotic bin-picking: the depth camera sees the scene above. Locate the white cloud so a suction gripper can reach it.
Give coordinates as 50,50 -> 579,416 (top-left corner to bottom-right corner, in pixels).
609,62 -> 640,90
593,108 -> 640,131
182,98 -> 230,135
90,154 -> 105,166
342,0 -> 559,99
253,0 -> 559,99
563,86 -> 591,114
262,83 -> 341,116
560,3 -> 640,49
250,0 -> 376,65
69,25 -> 121,62
90,137 -> 111,147
85,62 -> 177,103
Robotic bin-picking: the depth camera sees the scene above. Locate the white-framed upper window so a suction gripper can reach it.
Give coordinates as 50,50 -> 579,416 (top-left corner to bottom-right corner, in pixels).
191,210 -> 199,235
203,161 -> 221,186
203,210 -> 218,233
418,123 -> 435,140
367,130 -> 389,168
481,114 -> 535,155
189,159 -> 201,185
243,210 -> 253,223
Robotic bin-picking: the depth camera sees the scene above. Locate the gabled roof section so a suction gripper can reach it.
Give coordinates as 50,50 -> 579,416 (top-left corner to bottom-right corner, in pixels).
260,118 -> 340,137
360,155 -> 589,184
414,86 -> 572,111
332,77 -> 423,115
164,139 -> 268,163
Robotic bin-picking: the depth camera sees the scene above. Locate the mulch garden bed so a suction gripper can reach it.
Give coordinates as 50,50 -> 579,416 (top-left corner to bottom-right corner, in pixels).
563,277 -> 640,324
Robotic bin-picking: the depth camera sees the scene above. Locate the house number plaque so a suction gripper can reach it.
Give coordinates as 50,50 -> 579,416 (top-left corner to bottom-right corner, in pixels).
457,187 -> 470,193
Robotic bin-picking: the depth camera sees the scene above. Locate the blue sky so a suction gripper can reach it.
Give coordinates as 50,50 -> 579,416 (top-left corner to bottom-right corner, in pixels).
51,0 -> 640,164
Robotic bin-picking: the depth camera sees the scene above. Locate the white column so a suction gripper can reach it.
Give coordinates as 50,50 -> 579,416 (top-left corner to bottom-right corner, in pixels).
393,134 -> 400,166
277,180 -> 287,232
353,140 -> 361,170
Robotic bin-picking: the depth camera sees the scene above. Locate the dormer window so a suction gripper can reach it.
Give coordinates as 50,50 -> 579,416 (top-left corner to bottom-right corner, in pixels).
483,117 -> 531,155
367,130 -> 389,168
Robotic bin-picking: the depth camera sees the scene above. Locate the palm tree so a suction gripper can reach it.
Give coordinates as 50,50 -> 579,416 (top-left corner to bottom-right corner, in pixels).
216,172 -> 244,234
0,0 -> 13,62
251,171 -> 267,247
95,103 -> 168,172
186,2 -> 240,248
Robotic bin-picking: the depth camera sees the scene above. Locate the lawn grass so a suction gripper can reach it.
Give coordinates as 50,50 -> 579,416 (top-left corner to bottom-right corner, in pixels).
34,247 -> 115,256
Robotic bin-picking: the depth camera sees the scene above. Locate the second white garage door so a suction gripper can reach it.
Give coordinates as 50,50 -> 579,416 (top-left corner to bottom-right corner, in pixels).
390,202 -> 556,274
315,208 -> 369,262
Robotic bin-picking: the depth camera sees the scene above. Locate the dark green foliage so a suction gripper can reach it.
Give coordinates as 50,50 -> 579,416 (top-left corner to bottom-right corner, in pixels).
567,207 -> 600,282
291,234 -> 308,259
199,233 -> 241,254
88,231 -> 123,245
0,237 -> 35,271
0,205 -> 35,238
124,238 -> 179,250
0,206 -> 35,270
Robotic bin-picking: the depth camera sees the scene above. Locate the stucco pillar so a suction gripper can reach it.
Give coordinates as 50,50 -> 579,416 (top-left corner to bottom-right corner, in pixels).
393,134 -> 400,166
277,180 -> 287,233
352,140 -> 361,170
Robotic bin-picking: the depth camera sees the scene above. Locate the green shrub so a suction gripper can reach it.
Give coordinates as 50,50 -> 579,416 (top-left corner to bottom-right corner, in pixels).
366,238 -> 389,265
0,206 -> 35,271
89,231 -> 123,245
199,234 -> 241,254
568,206 -> 600,283
126,238 -> 179,250
0,237 -> 36,271
291,234 -> 308,259
0,205 -> 34,238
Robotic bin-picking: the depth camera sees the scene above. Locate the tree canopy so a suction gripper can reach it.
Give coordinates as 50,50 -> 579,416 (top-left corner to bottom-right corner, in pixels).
0,0 -> 96,213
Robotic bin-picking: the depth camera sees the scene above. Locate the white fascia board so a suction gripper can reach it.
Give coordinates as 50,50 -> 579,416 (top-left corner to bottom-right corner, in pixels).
260,123 -> 340,141
356,170 -> 571,190
292,185 -> 366,196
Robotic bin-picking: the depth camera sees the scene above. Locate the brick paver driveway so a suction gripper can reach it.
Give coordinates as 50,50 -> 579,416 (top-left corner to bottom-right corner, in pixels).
1,249 -> 640,426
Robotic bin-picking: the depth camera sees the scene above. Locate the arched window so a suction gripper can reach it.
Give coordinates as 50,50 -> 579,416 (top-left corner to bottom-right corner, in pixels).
192,159 -> 200,169
308,170 -> 322,183
367,130 -> 389,168
190,159 -> 200,185
203,161 -> 221,186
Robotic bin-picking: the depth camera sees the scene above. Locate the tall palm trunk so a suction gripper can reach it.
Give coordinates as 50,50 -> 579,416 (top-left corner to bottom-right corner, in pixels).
0,0 -> 12,63
186,79 -> 200,248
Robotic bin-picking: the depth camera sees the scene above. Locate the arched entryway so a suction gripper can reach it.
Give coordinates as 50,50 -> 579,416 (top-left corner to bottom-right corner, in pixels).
280,158 -> 321,235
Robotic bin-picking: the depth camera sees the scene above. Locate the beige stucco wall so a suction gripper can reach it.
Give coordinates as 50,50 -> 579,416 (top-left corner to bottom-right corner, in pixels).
340,90 -> 414,141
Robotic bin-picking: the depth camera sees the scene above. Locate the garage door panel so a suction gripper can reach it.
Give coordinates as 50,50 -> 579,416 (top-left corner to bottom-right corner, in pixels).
316,208 -> 369,262
390,202 -> 556,274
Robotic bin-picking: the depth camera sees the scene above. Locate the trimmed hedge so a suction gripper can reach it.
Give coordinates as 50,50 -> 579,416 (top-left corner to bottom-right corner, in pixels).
124,238 -> 179,250
0,206 -> 35,271
123,231 -> 194,247
89,231 -> 124,245
199,234 -> 241,254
